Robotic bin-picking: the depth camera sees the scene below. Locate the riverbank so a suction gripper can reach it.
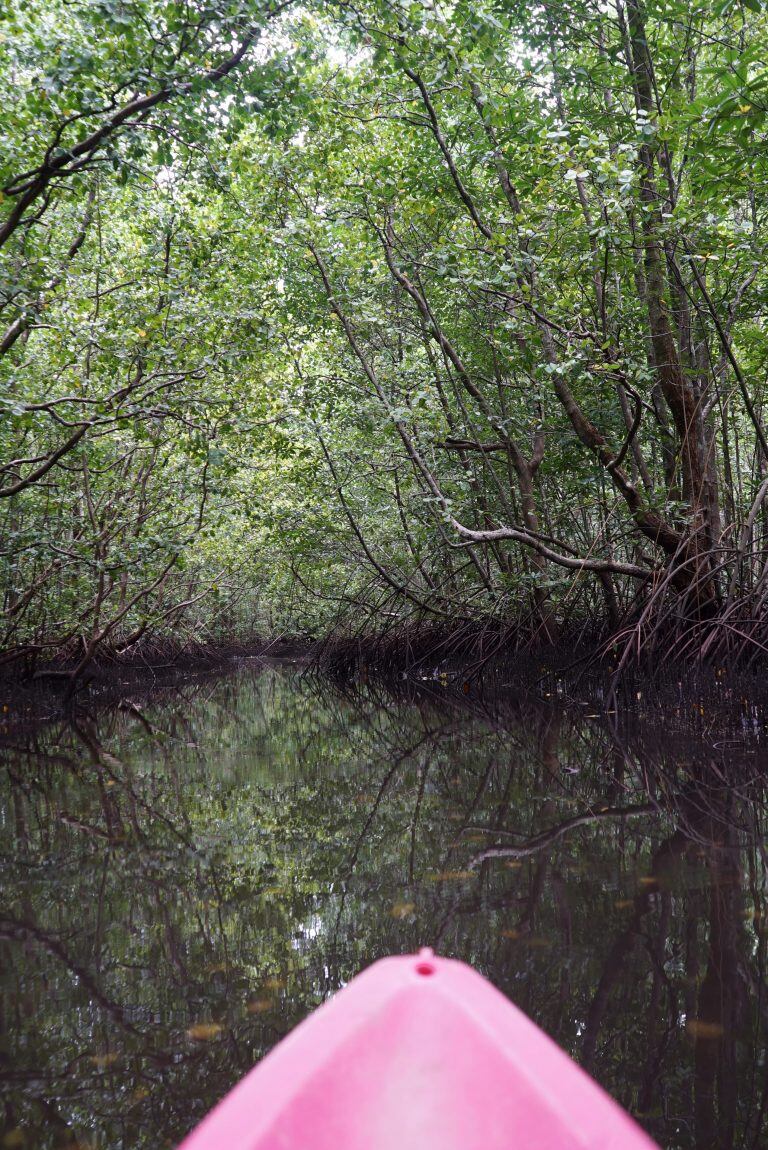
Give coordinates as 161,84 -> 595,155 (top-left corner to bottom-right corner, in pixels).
0,639 -> 311,729
2,627 -> 767,754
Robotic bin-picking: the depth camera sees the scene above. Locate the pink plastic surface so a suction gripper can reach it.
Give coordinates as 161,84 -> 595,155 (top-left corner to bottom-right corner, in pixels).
178,948 -> 660,1150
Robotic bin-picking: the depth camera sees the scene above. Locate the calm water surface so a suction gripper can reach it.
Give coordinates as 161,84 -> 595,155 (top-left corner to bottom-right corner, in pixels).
1,664 -> 767,1149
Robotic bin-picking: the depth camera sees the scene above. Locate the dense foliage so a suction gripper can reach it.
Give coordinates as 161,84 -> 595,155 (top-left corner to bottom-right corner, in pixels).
3,0 -> 768,672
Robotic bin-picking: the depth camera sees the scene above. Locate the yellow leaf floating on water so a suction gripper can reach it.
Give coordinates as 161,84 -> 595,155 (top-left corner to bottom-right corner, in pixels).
246,998 -> 273,1015
614,899 -> 634,910
390,902 -> 415,919
90,1052 -> 119,1070
186,1023 -> 223,1042
686,1019 -> 724,1040
428,870 -> 476,882
638,876 -> 658,888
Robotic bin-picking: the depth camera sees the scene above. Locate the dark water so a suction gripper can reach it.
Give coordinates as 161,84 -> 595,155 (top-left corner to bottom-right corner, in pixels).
1,663 -> 767,1150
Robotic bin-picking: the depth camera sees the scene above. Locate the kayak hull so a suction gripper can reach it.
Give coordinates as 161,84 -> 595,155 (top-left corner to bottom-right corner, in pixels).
178,949 -> 659,1150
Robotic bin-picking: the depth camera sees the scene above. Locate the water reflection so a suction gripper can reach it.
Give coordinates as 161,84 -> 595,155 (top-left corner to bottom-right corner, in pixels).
0,665 -> 766,1149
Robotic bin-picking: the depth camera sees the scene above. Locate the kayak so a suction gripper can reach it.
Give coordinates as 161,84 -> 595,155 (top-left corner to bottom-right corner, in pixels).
178,948 -> 659,1150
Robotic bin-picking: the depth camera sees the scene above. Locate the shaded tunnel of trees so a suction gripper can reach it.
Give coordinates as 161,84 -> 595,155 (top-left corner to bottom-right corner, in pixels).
3,0 -> 768,678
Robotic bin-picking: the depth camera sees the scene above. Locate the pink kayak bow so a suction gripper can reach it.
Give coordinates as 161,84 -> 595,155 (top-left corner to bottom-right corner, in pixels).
179,948 -> 659,1150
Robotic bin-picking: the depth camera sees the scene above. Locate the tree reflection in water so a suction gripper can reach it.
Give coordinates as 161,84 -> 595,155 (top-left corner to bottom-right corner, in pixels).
0,665 -> 766,1149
